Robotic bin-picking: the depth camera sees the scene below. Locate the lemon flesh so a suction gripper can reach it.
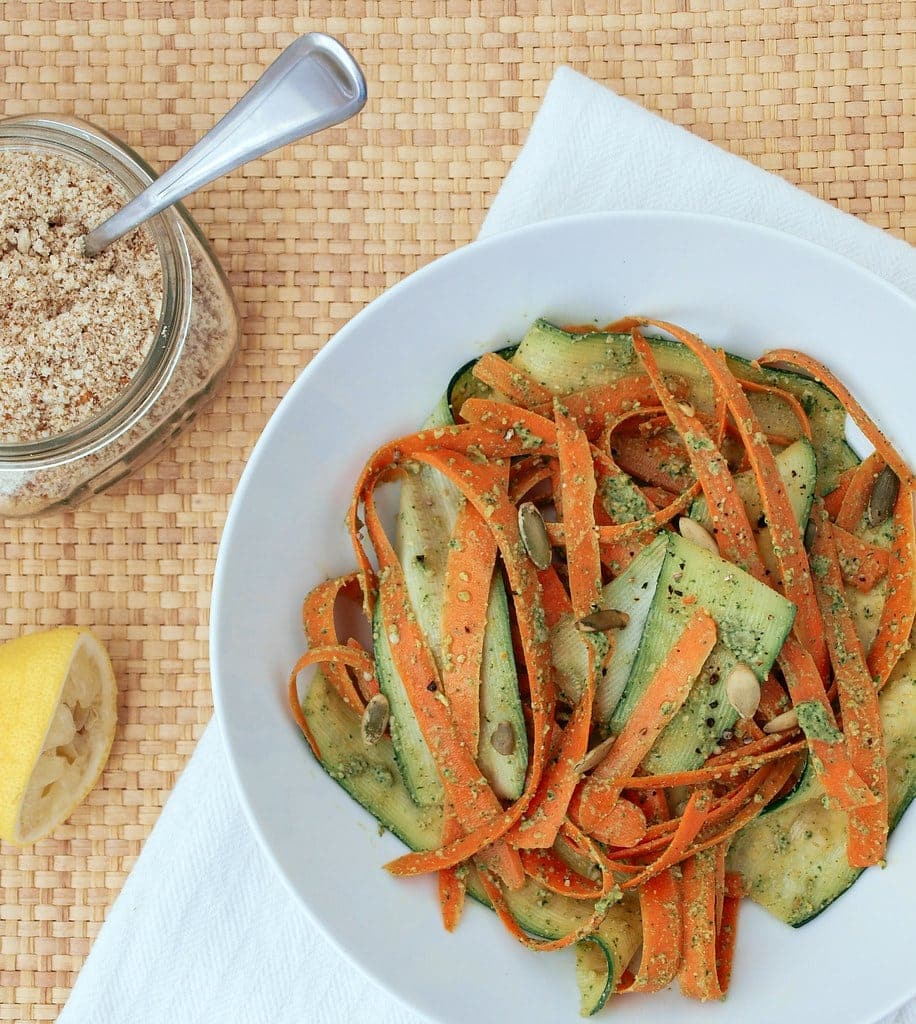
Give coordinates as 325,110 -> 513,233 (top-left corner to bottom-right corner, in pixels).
0,627 -> 117,845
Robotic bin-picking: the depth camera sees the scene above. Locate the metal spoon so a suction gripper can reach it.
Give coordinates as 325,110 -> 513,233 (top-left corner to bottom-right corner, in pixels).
84,33 -> 366,257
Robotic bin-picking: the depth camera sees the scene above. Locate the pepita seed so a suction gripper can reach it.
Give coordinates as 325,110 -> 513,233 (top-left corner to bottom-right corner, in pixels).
361,693 -> 390,746
574,734 -> 616,775
575,608 -> 630,633
866,466 -> 899,528
724,662 -> 761,720
763,708 -> 798,734
676,400 -> 696,418
518,500 -> 552,570
490,720 -> 516,756
678,516 -> 719,557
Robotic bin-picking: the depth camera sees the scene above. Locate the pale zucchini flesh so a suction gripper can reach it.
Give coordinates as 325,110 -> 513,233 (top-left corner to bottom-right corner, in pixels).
575,936 -> 614,1017
476,572 -> 529,800
549,535 -> 668,715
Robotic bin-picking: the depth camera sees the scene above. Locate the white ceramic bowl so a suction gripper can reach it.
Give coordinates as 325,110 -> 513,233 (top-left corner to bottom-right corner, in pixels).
212,212 -> 916,1024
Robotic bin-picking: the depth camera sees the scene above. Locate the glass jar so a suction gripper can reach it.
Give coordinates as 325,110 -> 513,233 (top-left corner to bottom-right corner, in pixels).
0,114 -> 240,517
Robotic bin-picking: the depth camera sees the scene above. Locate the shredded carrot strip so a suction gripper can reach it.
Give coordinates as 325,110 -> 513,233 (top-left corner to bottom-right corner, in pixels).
715,874 -> 741,995
440,499 -> 500,754
288,644 -> 379,757
868,485 -> 916,689
614,739 -> 806,791
615,789 -> 682,993
301,573 -> 376,706
570,793 -> 648,847
509,459 -> 552,502
832,522 -> 890,592
438,492 -> 518,915
511,404 -> 600,850
538,565 -> 573,627
471,351 -> 554,408
679,846 -> 729,1001
348,422 -> 543,601
612,433 -> 695,494
811,518 -> 888,866
777,636 -> 876,811
759,350 -> 914,488
823,463 -> 858,519
576,610 -> 718,835
621,789 -> 713,891
437,846 -> 465,932
835,452 -> 885,531
531,377 -> 663,438
641,484 -> 677,507
554,401 -> 602,617
611,757 -> 800,864
518,848 -> 601,900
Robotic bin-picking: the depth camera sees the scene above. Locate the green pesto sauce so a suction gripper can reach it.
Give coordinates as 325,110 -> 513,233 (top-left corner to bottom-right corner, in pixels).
796,700 -> 844,744
601,473 -> 651,524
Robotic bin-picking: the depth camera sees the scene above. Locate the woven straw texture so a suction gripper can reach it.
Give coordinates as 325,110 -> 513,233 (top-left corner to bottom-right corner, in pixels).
1,2 -> 914,1020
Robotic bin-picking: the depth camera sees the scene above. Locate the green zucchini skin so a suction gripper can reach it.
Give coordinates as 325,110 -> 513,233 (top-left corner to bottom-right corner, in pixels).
301,671 -> 642,972
574,936 -> 614,1016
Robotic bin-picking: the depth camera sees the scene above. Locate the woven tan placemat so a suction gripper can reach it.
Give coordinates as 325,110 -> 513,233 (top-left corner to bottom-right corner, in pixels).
0,2 -> 913,1020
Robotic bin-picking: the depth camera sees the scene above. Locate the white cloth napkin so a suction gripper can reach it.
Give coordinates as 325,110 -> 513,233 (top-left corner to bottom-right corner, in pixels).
60,67 -> 916,1024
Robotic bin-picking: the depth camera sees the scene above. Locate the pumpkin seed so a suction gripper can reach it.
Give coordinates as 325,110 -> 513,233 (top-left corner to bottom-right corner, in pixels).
678,516 -> 719,556
866,465 -> 899,528
361,693 -> 389,746
575,608 -> 630,633
518,501 -> 552,569
676,400 -> 696,418
724,662 -> 761,719
574,734 -> 616,775
490,720 -> 516,756
763,708 -> 798,734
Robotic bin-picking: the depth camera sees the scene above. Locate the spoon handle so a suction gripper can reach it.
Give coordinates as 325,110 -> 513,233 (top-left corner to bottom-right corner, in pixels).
84,33 -> 366,257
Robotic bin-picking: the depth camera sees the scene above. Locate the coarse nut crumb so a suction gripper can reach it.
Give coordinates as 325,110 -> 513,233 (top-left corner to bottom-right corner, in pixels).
0,149 -> 163,444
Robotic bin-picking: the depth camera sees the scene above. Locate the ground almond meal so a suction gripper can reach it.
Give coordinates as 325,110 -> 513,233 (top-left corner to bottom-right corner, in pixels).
0,149 -> 163,444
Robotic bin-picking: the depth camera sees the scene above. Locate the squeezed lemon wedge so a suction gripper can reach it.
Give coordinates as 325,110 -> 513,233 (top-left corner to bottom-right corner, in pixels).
0,627 -> 117,845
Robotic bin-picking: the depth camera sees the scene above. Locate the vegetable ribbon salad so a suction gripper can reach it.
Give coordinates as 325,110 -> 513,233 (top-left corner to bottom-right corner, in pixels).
289,317 -> 916,1015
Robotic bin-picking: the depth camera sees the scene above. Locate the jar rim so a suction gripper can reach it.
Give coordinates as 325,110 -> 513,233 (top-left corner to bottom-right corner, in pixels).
0,114 -> 194,468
